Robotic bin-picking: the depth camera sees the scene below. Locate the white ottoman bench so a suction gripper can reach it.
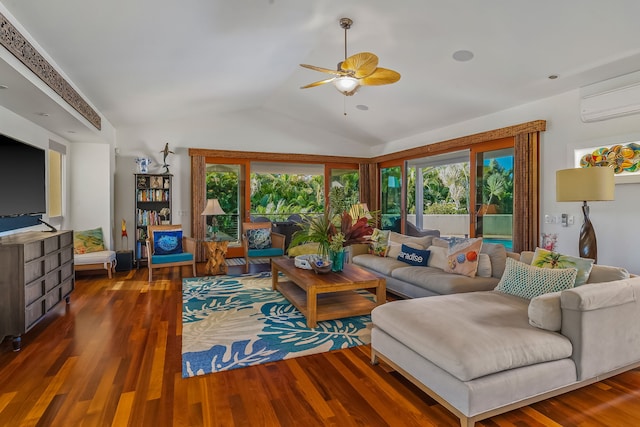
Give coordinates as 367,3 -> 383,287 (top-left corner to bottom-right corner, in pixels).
74,250 -> 117,278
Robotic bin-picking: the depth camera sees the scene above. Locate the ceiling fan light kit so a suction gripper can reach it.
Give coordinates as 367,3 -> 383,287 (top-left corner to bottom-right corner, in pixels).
300,17 -> 400,97
333,76 -> 360,95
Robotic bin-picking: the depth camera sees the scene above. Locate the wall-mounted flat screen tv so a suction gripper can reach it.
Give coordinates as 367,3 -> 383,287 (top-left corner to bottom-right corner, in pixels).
0,134 -> 46,217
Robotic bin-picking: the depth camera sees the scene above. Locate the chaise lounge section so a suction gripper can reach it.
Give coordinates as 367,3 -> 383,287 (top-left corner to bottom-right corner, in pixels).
371,257 -> 638,427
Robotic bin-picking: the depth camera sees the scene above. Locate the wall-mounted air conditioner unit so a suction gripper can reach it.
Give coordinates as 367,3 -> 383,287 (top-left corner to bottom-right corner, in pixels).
580,71 -> 640,122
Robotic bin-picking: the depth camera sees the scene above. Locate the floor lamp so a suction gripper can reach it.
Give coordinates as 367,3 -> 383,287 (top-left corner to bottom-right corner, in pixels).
201,199 -> 226,240
556,167 -> 615,263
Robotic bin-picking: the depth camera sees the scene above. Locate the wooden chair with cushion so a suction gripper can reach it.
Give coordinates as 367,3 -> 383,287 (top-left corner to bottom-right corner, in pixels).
146,224 -> 196,282
242,222 -> 285,273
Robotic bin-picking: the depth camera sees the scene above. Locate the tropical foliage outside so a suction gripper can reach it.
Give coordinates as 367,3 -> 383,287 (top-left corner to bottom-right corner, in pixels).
406,159 -> 513,215
407,163 -> 470,215
205,170 -> 240,238
250,173 -> 325,219
205,168 -> 360,239
205,158 -> 512,240
481,158 -> 513,214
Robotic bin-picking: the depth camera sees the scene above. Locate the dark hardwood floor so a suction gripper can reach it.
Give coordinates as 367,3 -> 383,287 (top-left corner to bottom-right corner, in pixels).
1,263 -> 639,426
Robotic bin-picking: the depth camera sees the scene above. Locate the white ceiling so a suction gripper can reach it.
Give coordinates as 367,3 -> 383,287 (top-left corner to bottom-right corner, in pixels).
2,0 -> 640,146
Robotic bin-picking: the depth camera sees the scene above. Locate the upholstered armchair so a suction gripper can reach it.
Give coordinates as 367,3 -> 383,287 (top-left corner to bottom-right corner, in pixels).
146,224 -> 196,282
242,222 -> 285,273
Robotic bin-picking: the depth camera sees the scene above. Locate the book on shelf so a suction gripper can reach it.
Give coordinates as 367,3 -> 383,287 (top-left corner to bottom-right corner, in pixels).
136,209 -> 163,226
136,240 -> 148,259
136,189 -> 170,202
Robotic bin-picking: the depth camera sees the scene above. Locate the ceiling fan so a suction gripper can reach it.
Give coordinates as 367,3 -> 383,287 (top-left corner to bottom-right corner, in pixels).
300,17 -> 401,96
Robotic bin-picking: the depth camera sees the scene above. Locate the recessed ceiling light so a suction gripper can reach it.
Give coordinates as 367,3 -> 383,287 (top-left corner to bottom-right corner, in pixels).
356,104 -> 369,111
548,74 -> 559,80
452,50 -> 474,62
0,84 -> 8,89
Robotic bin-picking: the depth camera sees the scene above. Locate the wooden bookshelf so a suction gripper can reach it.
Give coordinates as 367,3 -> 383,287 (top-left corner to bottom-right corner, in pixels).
134,174 -> 172,265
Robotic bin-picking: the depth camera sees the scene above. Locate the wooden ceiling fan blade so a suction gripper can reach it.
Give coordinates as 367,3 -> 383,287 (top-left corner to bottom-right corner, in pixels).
341,52 -> 379,78
299,64 -> 344,76
300,77 -> 335,89
359,68 -> 401,86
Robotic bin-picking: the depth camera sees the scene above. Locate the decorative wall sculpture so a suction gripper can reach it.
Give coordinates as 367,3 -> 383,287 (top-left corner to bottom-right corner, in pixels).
0,12 -> 101,130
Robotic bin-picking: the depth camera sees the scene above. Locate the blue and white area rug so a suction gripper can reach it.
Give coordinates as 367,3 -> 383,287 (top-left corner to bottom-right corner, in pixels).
181,272 -> 372,377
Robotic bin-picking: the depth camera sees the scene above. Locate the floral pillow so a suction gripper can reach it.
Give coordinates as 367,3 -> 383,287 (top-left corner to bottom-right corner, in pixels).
368,228 -> 390,257
153,230 -> 183,255
531,247 -> 594,286
247,228 -> 272,249
445,237 -> 483,278
74,227 -> 105,254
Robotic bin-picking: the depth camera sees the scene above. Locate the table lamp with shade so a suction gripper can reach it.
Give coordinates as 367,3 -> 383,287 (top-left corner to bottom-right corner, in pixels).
556,167 -> 615,263
201,199 -> 226,240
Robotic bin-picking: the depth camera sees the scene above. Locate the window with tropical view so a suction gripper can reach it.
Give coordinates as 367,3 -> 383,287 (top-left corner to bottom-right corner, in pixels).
250,162 -> 325,222
474,147 -> 514,249
205,163 -> 244,241
406,151 -> 470,236
406,145 -> 514,249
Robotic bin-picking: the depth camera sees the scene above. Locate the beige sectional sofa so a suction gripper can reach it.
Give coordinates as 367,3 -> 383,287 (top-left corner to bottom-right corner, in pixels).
371,254 -> 637,427
352,233 -> 511,299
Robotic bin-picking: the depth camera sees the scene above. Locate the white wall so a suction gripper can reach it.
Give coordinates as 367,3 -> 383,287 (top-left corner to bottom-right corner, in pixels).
68,142 -> 113,249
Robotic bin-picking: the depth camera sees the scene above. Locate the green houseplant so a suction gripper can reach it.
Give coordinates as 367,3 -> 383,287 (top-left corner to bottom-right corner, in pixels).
290,209 -> 373,271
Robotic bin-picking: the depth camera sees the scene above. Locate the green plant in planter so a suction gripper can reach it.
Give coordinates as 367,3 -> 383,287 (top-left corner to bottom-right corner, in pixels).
333,211 -> 372,246
290,210 -> 373,258
290,210 -> 334,258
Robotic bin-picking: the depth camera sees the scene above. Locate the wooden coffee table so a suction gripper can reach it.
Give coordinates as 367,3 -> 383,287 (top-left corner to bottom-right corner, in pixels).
271,258 -> 386,328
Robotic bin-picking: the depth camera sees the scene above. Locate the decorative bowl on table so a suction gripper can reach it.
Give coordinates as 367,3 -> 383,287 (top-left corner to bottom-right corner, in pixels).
310,259 -> 332,274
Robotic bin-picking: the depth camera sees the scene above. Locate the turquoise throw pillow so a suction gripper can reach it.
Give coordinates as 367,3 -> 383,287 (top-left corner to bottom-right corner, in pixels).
154,230 -> 183,255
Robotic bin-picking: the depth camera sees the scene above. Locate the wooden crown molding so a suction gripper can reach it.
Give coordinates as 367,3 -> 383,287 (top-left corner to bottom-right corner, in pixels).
0,12 -> 101,130
370,120 -> 547,163
188,148 -> 369,165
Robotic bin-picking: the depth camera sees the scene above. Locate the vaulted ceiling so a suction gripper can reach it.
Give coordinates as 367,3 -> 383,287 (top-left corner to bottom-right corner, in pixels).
2,0 -> 640,146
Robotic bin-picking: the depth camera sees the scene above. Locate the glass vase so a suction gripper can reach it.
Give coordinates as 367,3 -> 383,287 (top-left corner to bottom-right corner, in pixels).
330,248 -> 345,272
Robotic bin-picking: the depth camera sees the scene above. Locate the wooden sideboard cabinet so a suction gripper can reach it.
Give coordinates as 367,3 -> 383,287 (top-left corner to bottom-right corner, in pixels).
0,230 -> 75,351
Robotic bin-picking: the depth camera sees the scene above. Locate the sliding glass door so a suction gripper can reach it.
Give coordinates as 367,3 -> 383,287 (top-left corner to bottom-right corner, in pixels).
472,144 -> 514,249
205,161 -> 248,243
380,163 -> 403,232
406,151 -> 470,236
